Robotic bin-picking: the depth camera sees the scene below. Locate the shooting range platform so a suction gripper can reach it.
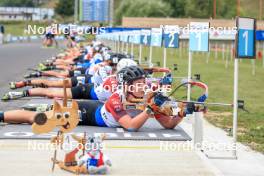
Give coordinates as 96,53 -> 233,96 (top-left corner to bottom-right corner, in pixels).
0,120 -> 191,141
0,98 -> 191,141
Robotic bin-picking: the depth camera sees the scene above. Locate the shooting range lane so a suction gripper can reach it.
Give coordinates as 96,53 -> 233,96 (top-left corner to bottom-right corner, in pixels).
0,42 -> 191,141
0,99 -> 191,141
0,41 -> 61,110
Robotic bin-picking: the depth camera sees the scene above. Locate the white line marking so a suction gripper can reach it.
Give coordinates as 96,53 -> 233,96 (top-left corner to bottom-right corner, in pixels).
116,128 -> 124,133
148,133 -> 157,138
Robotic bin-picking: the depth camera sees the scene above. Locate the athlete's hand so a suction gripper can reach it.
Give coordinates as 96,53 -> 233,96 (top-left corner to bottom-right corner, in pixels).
155,105 -> 173,116
146,92 -> 169,113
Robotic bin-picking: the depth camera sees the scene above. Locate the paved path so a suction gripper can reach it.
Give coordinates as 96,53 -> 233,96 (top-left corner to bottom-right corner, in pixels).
0,41 -> 60,110
0,140 -> 216,176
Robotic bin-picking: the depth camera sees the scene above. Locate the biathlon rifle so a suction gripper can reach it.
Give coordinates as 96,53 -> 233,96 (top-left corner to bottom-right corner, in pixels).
123,80 -> 209,116
141,67 -> 171,74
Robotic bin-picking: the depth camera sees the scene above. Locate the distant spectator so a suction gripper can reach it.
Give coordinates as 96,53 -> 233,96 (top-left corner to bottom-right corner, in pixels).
0,25 -> 4,44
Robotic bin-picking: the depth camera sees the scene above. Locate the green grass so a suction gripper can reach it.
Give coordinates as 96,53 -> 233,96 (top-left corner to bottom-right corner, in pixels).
129,42 -> 264,153
0,21 -> 49,36
241,0 -> 263,20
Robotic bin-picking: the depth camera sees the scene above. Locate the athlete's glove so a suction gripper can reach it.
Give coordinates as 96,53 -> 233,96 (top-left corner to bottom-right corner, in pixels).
160,73 -> 173,85
146,92 -> 188,117
155,103 -> 174,116
146,92 -> 170,115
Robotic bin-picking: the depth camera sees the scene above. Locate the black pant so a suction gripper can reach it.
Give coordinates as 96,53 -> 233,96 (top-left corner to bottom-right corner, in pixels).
77,100 -> 103,126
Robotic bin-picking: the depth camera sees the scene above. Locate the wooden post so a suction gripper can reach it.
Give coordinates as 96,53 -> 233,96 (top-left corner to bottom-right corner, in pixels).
63,79 -> 68,107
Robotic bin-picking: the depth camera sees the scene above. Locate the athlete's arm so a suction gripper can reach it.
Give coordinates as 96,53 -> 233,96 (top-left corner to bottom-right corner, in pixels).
106,93 -> 150,131
154,114 -> 184,129
118,111 -> 150,131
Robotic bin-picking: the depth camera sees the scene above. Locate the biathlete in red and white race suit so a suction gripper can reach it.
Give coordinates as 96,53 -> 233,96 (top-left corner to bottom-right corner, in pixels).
0,65 -> 196,131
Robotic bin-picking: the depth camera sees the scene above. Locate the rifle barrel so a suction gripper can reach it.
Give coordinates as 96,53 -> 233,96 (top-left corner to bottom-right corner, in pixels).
178,100 -> 233,107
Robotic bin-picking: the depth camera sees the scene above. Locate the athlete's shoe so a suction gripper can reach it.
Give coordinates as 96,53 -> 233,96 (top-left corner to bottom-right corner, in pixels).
24,72 -> 41,78
38,63 -> 55,71
22,104 -> 53,112
9,82 -> 16,89
40,61 -> 53,67
1,91 -> 24,101
9,81 -> 26,89
37,63 -> 48,71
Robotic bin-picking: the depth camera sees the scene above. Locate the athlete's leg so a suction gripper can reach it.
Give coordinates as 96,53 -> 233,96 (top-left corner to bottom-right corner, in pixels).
28,88 -> 72,99
2,110 -> 38,124
41,70 -> 70,78
53,38 -> 58,47
53,59 -> 75,65
30,79 -> 73,88
42,37 -> 47,46
11,79 -> 73,89
2,88 -> 72,101
55,65 -> 73,71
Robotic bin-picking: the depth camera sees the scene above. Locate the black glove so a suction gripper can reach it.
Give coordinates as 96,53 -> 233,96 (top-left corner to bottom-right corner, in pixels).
185,102 -> 195,115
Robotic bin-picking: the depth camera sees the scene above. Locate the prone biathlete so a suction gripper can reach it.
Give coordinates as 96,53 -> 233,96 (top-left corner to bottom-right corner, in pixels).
9,64 -> 111,89
8,57 -> 135,90
39,43 -> 108,72
2,59 -> 137,101
2,66 -> 114,101
0,66 -> 195,130
24,46 -> 111,79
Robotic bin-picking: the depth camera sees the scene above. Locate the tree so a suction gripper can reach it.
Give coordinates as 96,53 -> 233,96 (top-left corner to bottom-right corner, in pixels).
0,0 -> 35,7
55,0 -> 74,17
184,0 -> 237,19
115,0 -> 173,24
163,0 -> 186,17
217,0 -> 237,19
185,0 -> 212,18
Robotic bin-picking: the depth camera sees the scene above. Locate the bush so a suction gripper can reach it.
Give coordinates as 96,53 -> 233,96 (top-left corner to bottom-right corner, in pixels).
55,0 -> 74,17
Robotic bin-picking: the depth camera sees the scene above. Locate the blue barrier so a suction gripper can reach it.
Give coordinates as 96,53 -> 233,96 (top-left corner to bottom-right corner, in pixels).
256,30 -> 264,41
104,27 -> 149,33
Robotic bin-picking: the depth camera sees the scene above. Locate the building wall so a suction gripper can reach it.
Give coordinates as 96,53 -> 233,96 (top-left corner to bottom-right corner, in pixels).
0,7 -> 54,21
0,15 -> 25,21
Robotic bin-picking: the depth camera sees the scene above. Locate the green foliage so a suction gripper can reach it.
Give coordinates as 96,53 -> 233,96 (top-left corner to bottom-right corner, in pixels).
0,0 -> 35,7
115,0 -> 173,24
163,0 -> 186,17
115,0 -> 241,21
185,0 -> 212,18
177,0 -> 238,19
216,0 -> 237,18
55,0 -> 74,17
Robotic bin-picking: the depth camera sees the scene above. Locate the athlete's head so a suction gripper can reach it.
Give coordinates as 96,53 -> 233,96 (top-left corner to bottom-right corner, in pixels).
116,58 -> 137,72
117,66 -> 146,99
